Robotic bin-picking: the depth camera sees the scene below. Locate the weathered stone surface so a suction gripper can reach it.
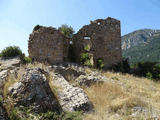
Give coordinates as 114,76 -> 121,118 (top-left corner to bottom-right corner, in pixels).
73,17 -> 122,68
50,72 -> 93,112
75,74 -> 104,87
52,63 -> 107,87
8,68 -> 61,113
131,106 -> 160,119
0,70 -> 8,89
53,63 -> 86,82
28,26 -> 69,64
0,57 -> 21,71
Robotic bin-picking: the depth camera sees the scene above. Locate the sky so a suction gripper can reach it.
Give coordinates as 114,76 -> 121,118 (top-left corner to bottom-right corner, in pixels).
0,0 -> 160,55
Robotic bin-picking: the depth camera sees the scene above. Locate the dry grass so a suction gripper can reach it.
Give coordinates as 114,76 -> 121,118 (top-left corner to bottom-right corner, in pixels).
3,71 -> 21,118
84,71 -> 160,120
22,62 -> 49,70
84,83 -> 146,120
104,72 -> 160,109
47,73 -> 62,96
3,72 -> 19,98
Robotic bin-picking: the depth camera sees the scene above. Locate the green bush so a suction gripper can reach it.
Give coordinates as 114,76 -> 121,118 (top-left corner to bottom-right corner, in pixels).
9,108 -> 21,120
0,46 -> 22,58
136,61 -> 156,76
83,59 -> 92,66
146,72 -> 153,79
80,53 -> 89,62
23,57 -> 32,64
58,24 -> 74,38
80,53 -> 92,67
84,45 -> 90,51
108,58 -> 130,73
40,111 -> 83,120
134,61 -> 160,80
97,59 -> 104,69
33,25 -> 42,31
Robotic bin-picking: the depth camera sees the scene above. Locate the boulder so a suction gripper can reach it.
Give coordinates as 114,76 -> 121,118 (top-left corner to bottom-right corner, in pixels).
8,68 -> 61,113
50,73 -> 93,112
0,57 -> 21,71
75,74 -> 104,87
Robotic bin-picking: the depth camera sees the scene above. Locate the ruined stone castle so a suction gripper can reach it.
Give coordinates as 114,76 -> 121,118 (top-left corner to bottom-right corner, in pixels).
28,26 -> 69,64
28,17 -> 122,68
73,17 -> 122,68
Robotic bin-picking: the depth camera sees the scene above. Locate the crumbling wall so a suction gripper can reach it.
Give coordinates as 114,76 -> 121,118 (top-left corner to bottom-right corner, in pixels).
28,26 -> 69,64
73,17 -> 122,68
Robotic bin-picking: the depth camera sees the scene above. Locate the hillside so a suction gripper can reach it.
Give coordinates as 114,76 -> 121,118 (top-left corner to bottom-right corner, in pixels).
0,58 -> 160,120
122,29 -> 160,65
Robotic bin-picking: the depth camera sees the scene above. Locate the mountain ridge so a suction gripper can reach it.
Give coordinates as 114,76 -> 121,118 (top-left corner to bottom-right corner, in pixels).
122,29 -> 160,64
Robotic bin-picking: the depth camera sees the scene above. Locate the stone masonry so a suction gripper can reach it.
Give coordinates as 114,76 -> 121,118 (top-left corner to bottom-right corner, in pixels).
73,17 -> 122,68
28,26 -> 69,64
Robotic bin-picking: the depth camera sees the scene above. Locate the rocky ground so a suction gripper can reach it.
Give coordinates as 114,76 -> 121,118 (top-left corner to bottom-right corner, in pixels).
0,57 -> 160,120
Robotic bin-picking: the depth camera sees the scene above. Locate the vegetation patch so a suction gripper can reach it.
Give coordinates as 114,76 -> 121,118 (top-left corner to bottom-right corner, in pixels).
123,33 -> 160,65
6,106 -> 83,120
22,56 -> 32,64
108,58 -> 130,73
33,25 -> 43,31
3,73 -> 19,99
133,61 -> 160,80
0,46 -> 22,58
39,111 -> 83,120
80,53 -> 93,67
58,24 -> 74,38
97,58 -> 104,69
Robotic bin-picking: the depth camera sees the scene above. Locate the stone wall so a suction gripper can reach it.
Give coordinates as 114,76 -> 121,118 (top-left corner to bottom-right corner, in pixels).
73,17 -> 122,68
28,26 -> 69,64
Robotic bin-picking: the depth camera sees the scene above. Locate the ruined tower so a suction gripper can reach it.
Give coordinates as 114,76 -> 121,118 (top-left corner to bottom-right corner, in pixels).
28,26 -> 69,64
73,17 -> 122,68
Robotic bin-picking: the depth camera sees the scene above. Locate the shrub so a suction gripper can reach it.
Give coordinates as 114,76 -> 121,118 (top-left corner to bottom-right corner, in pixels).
108,58 -> 130,73
58,24 -> 74,38
33,25 -> 42,31
84,59 -> 92,67
0,46 -> 22,58
80,53 -> 89,62
136,61 -> 157,76
40,111 -> 83,120
84,45 -> 90,51
97,59 -> 104,69
133,61 -> 160,80
23,57 -> 32,64
146,72 -> 153,79
9,108 -> 21,120
80,53 -> 92,67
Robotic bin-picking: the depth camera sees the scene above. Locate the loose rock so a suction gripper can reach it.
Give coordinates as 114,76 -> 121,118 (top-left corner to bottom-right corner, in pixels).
8,68 -> 61,113
50,72 -> 93,112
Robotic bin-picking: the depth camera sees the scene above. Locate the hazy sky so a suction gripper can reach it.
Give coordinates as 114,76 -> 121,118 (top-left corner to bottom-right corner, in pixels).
0,0 -> 160,55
